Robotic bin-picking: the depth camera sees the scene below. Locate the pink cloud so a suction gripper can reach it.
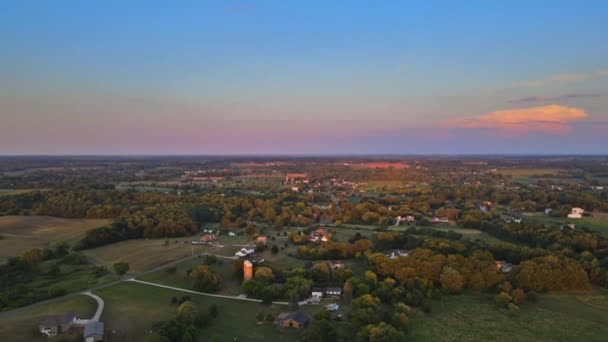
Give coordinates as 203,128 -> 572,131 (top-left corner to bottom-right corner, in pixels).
445,104 -> 587,136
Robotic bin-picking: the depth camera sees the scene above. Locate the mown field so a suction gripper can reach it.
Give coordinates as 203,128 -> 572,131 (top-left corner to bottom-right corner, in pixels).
408,292 -> 608,342
0,295 -> 97,341
0,216 -> 111,262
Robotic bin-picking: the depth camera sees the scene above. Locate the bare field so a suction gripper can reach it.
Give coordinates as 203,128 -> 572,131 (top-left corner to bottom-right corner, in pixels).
0,216 -> 110,261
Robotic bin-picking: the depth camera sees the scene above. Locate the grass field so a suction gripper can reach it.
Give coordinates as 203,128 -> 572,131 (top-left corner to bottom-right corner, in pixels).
96,282 -> 327,341
408,293 -> 608,342
498,168 -> 562,178
0,189 -> 44,196
0,216 -> 110,262
0,295 -> 97,341
523,212 -> 608,237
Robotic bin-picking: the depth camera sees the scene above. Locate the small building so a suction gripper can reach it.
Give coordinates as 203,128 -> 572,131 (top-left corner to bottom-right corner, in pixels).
275,311 -> 311,329
200,234 -> 217,243
331,260 -> 342,270
243,260 -> 253,281
235,248 -> 255,257
291,186 -> 300,192
386,249 -> 409,259
496,261 -> 513,273
310,228 -> 332,243
83,321 -> 104,342
430,217 -> 449,224
545,208 -> 552,214
568,207 -> 585,219
256,236 -> 268,246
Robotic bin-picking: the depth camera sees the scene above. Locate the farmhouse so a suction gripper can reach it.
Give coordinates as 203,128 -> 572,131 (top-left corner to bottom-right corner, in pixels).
311,286 -> 342,298
39,313 -> 77,337
275,311 -> 311,329
430,217 -> 449,224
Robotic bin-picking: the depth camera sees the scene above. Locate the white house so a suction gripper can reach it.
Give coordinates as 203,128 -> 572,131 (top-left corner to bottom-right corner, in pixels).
235,248 -> 255,257
568,207 -> 585,219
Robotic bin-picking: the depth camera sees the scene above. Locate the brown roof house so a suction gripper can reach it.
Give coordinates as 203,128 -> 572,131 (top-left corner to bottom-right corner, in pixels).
275,311 -> 311,329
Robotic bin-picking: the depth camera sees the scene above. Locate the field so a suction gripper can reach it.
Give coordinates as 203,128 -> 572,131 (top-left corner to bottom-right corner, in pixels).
408,293 -> 608,342
522,213 -> 608,237
96,281 -> 327,341
0,216 -> 110,262
0,295 -> 97,341
0,189 -> 43,196
497,168 -> 562,178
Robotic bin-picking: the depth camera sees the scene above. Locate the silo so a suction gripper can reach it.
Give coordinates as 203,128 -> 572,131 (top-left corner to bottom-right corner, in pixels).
243,260 -> 253,281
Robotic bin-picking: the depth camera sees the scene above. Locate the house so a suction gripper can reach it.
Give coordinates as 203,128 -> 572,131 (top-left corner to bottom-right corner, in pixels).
310,228 -> 332,243
200,234 -> 217,243
275,311 -> 311,329
405,215 -> 415,223
496,261 -> 513,273
311,287 -> 324,298
545,208 -> 552,214
256,236 -> 268,246
228,232 -> 237,237
430,217 -> 449,224
568,207 -> 585,219
83,321 -> 104,342
331,260 -> 342,270
386,249 -> 409,259
235,248 -> 255,258
39,313 -> 77,337
325,287 -> 342,297
291,186 -> 299,192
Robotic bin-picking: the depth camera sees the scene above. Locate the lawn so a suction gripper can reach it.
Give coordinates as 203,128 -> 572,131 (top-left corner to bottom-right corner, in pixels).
522,212 -> 608,237
0,216 -> 111,262
138,256 -> 243,296
0,295 -> 97,341
95,281 -> 325,341
408,293 -> 608,342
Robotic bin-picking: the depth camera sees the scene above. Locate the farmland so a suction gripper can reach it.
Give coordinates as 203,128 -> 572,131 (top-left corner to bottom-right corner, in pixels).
0,216 -> 110,262
408,292 -> 608,342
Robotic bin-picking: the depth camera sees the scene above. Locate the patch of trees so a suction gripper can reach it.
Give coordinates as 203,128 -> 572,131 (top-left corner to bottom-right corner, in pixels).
150,300 -> 219,342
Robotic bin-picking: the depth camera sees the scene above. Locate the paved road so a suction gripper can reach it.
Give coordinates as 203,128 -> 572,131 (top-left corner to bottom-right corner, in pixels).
83,292 -> 104,322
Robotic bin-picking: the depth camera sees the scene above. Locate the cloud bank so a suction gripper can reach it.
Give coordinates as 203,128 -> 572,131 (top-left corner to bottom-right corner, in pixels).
508,93 -> 602,104
446,105 -> 587,135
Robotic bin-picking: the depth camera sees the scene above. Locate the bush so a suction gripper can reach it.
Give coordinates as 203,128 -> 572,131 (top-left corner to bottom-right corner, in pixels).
271,245 -> 279,254
525,291 -> 538,302
265,313 -> 274,322
208,304 -> 219,318
48,285 -> 66,297
256,311 -> 264,322
93,266 -> 109,277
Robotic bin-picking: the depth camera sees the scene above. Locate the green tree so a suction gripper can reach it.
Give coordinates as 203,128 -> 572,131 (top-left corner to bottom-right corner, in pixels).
113,262 -> 130,276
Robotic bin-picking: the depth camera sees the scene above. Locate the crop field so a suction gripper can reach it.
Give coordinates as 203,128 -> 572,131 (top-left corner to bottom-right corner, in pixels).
96,282 -> 327,342
408,292 -> 608,342
0,295 -> 97,341
0,216 -> 110,262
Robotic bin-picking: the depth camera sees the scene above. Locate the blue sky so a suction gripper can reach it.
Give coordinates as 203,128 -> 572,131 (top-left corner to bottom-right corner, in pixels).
1,1 -> 608,154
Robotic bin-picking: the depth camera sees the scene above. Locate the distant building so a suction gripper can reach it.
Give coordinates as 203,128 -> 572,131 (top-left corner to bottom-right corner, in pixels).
310,228 -> 332,243
200,234 -> 217,243
235,248 -> 255,258
430,217 -> 449,224
243,260 -> 253,281
285,173 -> 308,184
568,207 -> 585,219
276,311 -> 311,329
291,186 -> 299,192
386,249 -> 409,259
545,208 -> 552,214
256,236 -> 268,246
496,261 -> 513,273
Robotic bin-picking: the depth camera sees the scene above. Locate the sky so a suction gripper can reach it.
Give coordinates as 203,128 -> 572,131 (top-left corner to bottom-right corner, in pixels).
1,1 -> 608,155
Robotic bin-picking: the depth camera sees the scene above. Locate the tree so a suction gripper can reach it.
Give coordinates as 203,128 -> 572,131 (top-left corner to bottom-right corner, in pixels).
439,266 -> 463,294
208,303 -> 219,318
255,266 -> 274,282
356,322 -> 405,342
177,301 -> 199,324
343,280 -> 354,304
271,245 -> 279,254
113,262 -> 130,276
256,311 -> 264,322
48,285 -> 66,297
190,265 -> 221,292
